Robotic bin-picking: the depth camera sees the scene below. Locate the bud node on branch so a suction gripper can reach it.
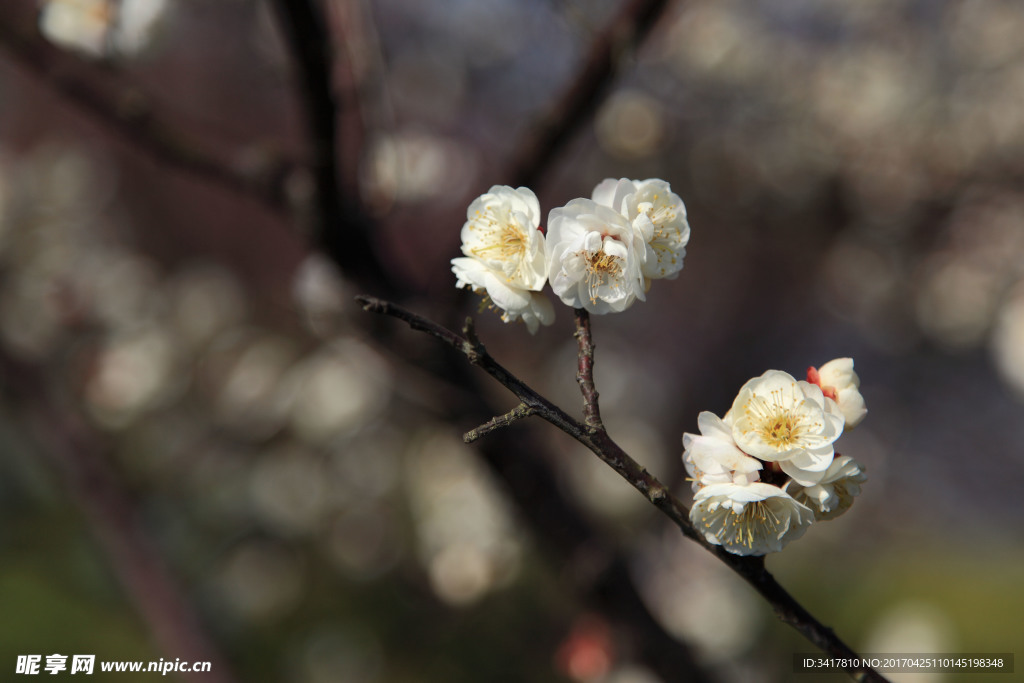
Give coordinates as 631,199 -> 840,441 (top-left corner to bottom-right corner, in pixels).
464,403 -> 538,443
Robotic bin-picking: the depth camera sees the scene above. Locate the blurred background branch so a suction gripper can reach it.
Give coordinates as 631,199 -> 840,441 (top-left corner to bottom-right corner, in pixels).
270,0 -> 393,292
0,9 -> 294,215
507,0 -> 674,188
1,353 -> 238,683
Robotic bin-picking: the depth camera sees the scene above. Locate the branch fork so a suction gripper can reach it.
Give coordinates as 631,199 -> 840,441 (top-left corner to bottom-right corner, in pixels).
357,293 -> 889,683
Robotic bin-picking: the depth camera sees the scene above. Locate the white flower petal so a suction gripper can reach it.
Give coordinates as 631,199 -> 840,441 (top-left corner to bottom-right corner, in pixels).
786,455 -> 867,521
591,177 -> 637,213
516,291 -> 555,334
690,482 -> 814,556
482,271 -> 532,312
812,357 -> 868,428
779,446 -> 835,486
683,411 -> 763,491
451,256 -> 490,290
696,411 -> 734,443
818,357 -> 856,387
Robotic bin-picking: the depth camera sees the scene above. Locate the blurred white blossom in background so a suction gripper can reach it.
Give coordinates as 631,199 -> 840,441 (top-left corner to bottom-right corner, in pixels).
637,530 -> 760,664
992,281 -> 1024,397
405,430 -> 522,606
364,131 -> 476,208
39,0 -> 170,58
862,600 -> 957,683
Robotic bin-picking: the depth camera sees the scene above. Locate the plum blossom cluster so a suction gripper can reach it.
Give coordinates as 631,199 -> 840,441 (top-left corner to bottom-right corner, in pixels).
451,179 -> 690,330
683,359 -> 868,556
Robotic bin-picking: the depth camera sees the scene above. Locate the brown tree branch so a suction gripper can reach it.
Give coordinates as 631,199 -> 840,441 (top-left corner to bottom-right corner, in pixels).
356,297 -> 693,529
356,294 -> 890,683
464,402 -> 538,443
574,308 -> 604,429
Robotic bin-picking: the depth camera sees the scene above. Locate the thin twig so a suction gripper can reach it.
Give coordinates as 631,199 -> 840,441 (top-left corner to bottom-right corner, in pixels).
360,303 -> 712,681
464,403 -> 538,443
574,308 -> 604,429
0,18 -> 292,214
357,294 -> 889,683
356,296 -> 691,525
507,0 -> 674,187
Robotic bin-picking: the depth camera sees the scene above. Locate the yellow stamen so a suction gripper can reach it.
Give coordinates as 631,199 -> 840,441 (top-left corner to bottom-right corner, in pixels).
582,249 -> 623,304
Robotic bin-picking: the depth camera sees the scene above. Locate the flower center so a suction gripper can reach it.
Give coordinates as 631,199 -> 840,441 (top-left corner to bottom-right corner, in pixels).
708,501 -> 783,549
582,250 -> 622,303
744,390 -> 813,451
765,414 -> 797,445
497,225 -> 527,260
469,210 -> 529,266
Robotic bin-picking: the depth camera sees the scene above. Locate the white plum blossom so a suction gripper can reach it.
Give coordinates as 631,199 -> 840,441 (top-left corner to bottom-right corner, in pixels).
725,370 -> 845,486
456,186 -> 547,290
786,455 -> 867,521
546,198 -> 649,314
453,259 -> 553,333
690,482 -> 814,556
592,178 -> 690,281
808,358 -> 867,428
683,411 -> 762,492
451,186 -> 554,333
684,361 -> 868,555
